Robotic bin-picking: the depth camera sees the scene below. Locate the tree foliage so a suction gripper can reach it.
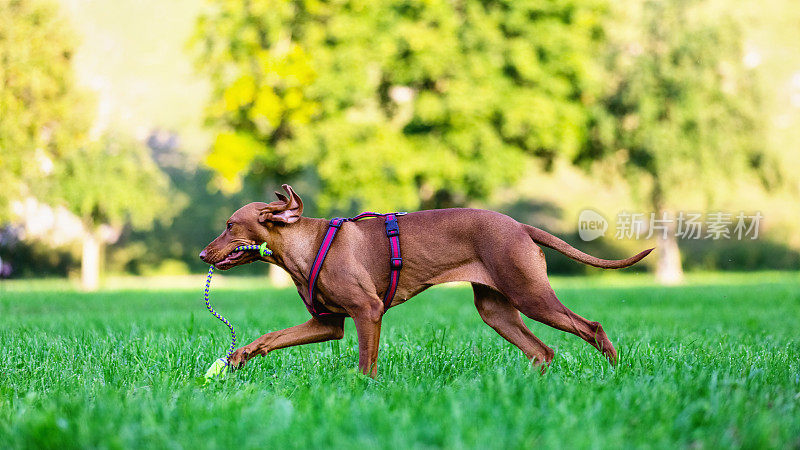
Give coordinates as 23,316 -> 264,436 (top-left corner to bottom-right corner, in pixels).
0,0 -> 178,234
0,0 -> 91,217
55,133 -> 183,290
193,0 -> 607,211
55,133 -> 181,231
580,0 -> 772,212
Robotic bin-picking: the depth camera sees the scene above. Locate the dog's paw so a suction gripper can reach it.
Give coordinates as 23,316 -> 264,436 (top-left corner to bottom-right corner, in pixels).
227,346 -> 256,369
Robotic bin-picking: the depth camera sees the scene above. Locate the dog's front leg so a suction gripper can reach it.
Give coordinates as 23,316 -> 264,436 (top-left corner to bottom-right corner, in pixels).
228,316 -> 344,368
349,301 -> 384,378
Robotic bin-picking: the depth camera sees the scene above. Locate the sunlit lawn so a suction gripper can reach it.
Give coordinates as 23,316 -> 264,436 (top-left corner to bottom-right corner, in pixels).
1,272 -> 798,448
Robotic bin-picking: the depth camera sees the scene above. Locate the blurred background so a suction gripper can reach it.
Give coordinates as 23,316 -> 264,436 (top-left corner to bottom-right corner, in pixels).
1,0 -> 798,291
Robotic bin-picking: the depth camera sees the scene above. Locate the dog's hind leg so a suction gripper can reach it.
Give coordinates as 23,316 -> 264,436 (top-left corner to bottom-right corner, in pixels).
473,283 -> 554,372
510,286 -> 618,366
488,245 -> 618,366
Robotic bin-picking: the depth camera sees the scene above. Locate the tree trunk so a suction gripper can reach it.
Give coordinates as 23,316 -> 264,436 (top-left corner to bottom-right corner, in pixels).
81,230 -> 102,291
655,215 -> 684,285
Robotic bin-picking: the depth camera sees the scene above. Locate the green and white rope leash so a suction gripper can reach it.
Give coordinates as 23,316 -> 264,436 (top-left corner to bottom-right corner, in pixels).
203,242 -> 272,381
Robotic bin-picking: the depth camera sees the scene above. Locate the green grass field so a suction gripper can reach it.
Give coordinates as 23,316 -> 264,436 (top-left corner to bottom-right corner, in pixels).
1,273 -> 799,448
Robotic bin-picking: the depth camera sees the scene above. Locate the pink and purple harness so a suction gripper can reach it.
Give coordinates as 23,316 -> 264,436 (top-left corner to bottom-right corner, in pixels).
304,212 -> 405,317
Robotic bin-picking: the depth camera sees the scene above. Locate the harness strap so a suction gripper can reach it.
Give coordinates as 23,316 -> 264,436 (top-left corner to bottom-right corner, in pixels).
304,213 -> 404,317
304,218 -> 345,317
383,213 -> 402,311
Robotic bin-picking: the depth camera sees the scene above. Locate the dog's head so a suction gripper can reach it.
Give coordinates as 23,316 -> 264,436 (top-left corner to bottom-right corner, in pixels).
199,184 -> 304,270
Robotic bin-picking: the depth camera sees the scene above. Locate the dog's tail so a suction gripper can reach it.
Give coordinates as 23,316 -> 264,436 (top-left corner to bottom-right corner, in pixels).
524,225 -> 654,269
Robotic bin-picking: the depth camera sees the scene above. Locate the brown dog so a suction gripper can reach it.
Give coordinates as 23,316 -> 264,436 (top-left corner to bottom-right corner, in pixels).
200,185 -> 652,377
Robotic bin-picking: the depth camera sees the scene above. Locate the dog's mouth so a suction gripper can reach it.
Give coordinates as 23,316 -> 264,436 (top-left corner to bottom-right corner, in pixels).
214,250 -> 252,270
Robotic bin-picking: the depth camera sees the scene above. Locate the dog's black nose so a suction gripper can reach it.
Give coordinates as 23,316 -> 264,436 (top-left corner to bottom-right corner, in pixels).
199,249 -> 208,262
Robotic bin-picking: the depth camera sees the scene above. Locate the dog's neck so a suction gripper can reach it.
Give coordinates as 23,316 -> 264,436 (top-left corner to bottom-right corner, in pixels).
266,216 -> 329,284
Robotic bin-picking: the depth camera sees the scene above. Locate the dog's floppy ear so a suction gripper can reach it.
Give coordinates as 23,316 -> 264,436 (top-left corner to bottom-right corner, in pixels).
274,191 -> 289,203
259,184 -> 304,224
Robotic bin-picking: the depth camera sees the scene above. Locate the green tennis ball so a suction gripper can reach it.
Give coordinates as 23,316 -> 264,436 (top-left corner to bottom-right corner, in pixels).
204,357 -> 228,381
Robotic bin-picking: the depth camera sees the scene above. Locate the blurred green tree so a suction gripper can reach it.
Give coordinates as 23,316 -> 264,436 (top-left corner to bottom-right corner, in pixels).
579,0 -> 774,283
0,1 -> 179,287
0,0 -> 91,218
113,158 -> 264,276
56,133 -> 184,290
193,0 -> 607,212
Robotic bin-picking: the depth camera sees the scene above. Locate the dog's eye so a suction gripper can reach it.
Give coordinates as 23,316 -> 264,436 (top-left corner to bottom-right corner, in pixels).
226,222 -> 233,231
